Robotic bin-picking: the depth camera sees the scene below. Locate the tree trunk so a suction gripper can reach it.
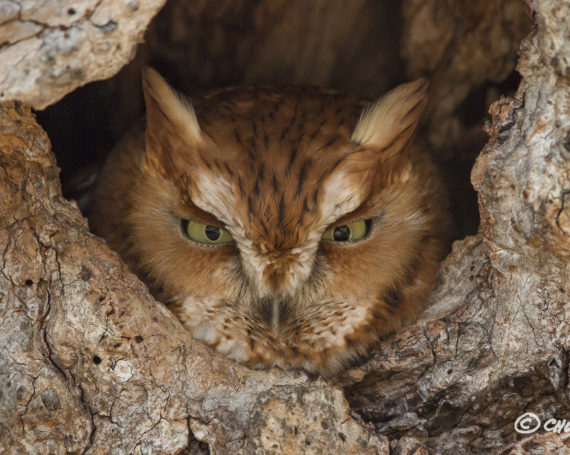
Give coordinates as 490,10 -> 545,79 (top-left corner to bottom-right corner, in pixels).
0,1 -> 568,454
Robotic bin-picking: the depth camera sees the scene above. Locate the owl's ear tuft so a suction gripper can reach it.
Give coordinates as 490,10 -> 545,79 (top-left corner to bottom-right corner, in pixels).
142,67 -> 202,147
351,78 -> 428,155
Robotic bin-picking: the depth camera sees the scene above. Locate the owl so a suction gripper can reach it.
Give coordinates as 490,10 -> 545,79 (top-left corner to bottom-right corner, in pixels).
89,68 -> 450,375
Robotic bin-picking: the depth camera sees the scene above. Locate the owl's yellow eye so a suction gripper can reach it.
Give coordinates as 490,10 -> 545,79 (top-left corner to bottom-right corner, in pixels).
322,219 -> 371,242
182,220 -> 233,245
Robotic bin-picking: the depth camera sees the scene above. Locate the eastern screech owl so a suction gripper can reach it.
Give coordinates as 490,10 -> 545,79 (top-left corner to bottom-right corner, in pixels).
90,68 -> 449,375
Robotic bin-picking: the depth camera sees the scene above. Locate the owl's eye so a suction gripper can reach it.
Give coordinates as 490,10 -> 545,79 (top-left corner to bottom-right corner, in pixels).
322,219 -> 371,243
181,219 -> 233,245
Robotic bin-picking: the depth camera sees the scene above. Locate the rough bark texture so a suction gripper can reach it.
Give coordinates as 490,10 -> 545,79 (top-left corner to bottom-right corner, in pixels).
0,0 -> 166,109
1,0 -> 569,454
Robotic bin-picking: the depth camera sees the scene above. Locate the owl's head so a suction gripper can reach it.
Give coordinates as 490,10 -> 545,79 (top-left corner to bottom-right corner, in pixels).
125,68 -> 447,374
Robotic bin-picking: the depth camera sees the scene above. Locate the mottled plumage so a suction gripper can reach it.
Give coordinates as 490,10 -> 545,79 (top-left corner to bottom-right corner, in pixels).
90,68 -> 450,375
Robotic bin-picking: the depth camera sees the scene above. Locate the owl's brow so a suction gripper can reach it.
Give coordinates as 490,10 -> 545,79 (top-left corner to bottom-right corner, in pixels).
309,143 -> 370,202
310,157 -> 345,208
324,204 -> 384,230
177,199 -> 225,227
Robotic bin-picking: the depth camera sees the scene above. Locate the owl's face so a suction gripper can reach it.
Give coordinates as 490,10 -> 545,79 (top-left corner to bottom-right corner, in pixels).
122,70 -> 446,374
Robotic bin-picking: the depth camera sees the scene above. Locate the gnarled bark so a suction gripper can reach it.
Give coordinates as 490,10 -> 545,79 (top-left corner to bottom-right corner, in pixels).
0,0 -> 166,109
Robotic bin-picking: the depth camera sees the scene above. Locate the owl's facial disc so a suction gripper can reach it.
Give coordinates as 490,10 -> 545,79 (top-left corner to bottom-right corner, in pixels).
178,141 -> 383,304
110,74 -> 447,374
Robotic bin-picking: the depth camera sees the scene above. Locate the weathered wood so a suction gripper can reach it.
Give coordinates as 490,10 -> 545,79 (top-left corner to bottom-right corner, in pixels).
0,0 -> 166,109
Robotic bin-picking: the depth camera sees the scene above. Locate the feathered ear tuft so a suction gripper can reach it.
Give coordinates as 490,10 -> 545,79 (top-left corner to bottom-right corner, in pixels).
142,67 -> 202,148
141,67 -> 204,178
351,78 -> 428,154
